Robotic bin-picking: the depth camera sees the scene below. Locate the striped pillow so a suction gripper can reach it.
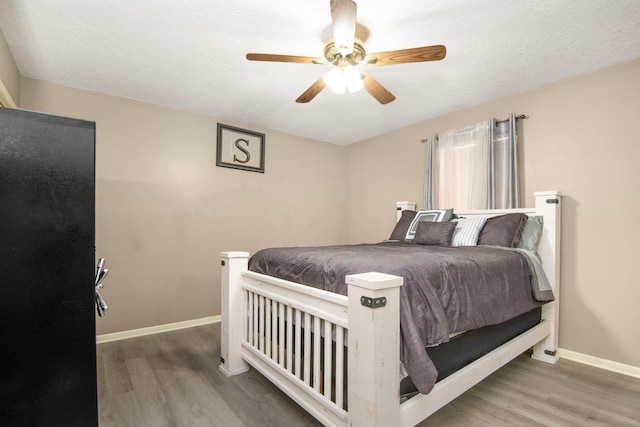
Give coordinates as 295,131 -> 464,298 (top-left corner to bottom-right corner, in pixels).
451,216 -> 488,247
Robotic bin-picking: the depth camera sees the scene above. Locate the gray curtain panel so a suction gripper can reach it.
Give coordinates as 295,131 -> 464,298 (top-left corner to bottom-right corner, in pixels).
423,134 -> 435,209
490,113 -> 520,208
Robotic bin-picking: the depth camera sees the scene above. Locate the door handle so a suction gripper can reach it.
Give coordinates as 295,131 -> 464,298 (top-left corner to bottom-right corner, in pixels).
95,258 -> 109,317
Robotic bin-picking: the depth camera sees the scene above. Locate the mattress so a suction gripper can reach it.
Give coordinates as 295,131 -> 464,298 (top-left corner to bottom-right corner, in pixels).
249,242 -> 550,393
400,306 -> 542,395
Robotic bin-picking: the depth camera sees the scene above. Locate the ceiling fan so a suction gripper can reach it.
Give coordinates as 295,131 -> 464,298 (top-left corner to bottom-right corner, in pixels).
246,0 -> 446,104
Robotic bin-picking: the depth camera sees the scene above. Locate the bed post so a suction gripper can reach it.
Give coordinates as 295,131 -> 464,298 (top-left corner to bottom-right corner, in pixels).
396,201 -> 416,221
346,272 -> 403,426
532,191 -> 562,363
219,251 -> 250,376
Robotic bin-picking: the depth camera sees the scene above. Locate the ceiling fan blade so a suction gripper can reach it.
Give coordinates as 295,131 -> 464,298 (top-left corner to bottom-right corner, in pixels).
361,72 -> 395,104
296,78 -> 327,103
246,53 -> 325,65
365,45 -> 446,66
330,0 -> 357,54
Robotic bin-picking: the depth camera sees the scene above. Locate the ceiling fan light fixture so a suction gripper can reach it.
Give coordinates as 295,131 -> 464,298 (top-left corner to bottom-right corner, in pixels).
324,65 -> 363,95
344,64 -> 364,92
324,67 -> 346,94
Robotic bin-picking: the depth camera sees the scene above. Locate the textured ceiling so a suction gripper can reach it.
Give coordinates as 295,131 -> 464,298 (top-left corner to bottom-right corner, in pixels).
1,0 -> 639,145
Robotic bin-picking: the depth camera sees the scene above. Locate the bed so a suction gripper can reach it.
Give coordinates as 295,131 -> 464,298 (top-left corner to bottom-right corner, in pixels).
219,191 -> 561,426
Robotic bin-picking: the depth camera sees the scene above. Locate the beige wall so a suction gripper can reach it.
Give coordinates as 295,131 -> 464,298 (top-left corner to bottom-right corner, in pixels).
0,27 -> 20,106
20,78 -> 347,334
18,59 -> 640,368
345,59 -> 640,368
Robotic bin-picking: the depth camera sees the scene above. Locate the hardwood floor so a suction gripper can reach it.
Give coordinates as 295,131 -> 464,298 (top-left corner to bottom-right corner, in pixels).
98,323 -> 640,426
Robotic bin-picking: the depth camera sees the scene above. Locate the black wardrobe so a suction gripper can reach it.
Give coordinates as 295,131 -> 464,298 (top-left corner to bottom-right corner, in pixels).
0,107 -> 98,425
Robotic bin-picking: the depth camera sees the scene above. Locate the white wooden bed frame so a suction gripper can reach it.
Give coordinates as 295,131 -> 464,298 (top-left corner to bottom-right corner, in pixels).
220,191 -> 561,426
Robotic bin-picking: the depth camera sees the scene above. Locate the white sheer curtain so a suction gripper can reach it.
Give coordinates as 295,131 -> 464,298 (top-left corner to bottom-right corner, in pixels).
432,121 -> 491,210
423,113 -> 520,210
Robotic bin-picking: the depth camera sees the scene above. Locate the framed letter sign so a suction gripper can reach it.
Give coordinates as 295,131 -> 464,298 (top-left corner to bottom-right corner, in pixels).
216,123 -> 265,173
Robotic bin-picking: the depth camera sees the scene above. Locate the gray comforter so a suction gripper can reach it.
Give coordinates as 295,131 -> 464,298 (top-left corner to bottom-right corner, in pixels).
248,242 -> 552,393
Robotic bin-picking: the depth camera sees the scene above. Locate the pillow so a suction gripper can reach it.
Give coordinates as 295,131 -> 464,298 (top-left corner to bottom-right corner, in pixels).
389,210 -> 417,241
414,221 -> 457,246
477,213 -> 528,247
405,209 -> 453,240
517,216 -> 544,252
451,216 -> 488,246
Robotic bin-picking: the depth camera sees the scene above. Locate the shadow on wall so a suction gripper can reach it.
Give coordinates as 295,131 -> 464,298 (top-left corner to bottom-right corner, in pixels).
559,195 -> 622,360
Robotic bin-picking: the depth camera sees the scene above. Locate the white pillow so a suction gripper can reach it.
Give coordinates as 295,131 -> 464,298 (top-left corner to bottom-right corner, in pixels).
451,216 -> 488,246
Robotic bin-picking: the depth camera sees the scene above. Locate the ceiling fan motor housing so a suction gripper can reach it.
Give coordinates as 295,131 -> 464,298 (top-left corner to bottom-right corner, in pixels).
324,39 -> 366,66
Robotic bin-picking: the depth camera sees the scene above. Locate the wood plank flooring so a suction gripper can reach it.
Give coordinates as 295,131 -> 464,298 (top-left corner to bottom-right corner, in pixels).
97,323 -> 640,426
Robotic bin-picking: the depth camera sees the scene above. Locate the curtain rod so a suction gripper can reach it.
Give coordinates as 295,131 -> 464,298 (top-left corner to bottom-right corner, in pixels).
420,114 -> 527,143
496,114 -> 527,124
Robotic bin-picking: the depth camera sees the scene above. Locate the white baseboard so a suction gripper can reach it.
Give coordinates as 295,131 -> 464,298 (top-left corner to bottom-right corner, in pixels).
558,348 -> 640,379
97,315 -> 221,344
97,320 -> 640,381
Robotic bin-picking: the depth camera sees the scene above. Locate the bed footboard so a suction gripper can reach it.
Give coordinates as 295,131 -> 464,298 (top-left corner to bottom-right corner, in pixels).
220,252 -> 403,426
347,272 -> 403,426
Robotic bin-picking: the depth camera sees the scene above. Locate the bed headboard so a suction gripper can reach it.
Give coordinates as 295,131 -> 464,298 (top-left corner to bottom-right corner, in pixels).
396,191 -> 562,362
395,191 -> 561,284
454,191 -> 561,291
395,201 -> 416,221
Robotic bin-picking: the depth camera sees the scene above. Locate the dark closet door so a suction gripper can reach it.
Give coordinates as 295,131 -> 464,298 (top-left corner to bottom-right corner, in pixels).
0,108 -> 97,426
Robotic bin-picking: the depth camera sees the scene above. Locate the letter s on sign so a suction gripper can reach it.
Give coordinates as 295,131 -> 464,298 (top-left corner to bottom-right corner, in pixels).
233,138 -> 251,164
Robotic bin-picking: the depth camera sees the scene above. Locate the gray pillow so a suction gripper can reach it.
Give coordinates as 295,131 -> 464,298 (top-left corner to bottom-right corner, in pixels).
405,209 -> 454,240
517,216 -> 544,252
414,221 -> 457,246
389,210 -> 417,241
477,213 -> 528,247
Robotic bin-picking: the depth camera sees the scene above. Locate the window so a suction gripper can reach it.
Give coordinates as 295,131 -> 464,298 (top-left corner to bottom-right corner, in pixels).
424,114 -> 520,210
